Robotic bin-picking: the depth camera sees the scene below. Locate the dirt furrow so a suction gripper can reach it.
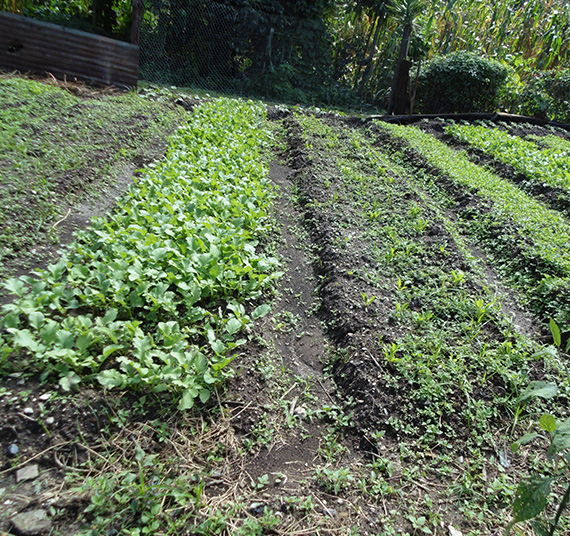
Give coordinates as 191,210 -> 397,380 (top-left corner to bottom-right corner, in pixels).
224,154 -> 381,534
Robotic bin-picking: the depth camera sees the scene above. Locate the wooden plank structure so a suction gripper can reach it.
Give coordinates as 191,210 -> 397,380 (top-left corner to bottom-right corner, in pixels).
0,11 -> 139,88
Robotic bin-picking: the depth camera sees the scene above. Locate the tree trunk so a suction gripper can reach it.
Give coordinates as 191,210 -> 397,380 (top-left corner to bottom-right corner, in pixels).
131,0 -> 143,46
265,27 -> 275,73
393,58 -> 410,114
387,22 -> 412,114
409,59 -> 421,116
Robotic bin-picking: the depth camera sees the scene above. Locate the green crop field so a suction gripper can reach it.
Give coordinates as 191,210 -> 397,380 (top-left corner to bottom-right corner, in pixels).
1,76 -> 569,536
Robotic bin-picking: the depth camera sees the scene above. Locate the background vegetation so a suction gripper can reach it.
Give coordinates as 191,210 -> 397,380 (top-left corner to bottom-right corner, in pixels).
2,0 -> 569,118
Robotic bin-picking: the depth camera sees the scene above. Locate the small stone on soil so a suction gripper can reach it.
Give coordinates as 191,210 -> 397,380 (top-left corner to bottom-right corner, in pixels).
9,509 -> 52,535
38,393 -> 51,401
45,417 -> 55,425
248,502 -> 265,516
16,465 -> 39,483
293,406 -> 308,419
499,449 -> 511,468
448,525 -> 463,536
7,443 -> 20,457
23,407 -> 34,415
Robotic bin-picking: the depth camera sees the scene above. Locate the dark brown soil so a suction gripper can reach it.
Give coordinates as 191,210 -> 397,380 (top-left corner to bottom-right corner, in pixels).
223,158 -> 380,534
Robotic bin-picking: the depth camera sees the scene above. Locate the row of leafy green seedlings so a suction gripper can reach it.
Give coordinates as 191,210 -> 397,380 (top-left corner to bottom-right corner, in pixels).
445,122 -> 570,193
375,122 -> 570,326
296,113 -> 570,535
0,98 -> 281,409
527,133 -> 570,153
501,121 -> 570,154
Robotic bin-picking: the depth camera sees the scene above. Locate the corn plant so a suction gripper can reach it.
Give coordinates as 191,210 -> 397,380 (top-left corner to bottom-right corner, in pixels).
425,0 -> 570,71
330,0 -> 570,105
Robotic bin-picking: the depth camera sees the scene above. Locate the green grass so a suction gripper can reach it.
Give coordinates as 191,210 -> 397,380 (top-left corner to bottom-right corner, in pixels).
0,76 -> 184,278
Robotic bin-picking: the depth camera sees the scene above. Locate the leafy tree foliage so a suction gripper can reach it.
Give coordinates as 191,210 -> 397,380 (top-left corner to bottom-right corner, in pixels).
3,0 -> 570,115
514,69 -> 570,123
2,0 -> 132,37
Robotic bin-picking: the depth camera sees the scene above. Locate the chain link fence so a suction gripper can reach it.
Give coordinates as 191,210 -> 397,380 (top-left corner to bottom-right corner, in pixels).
139,0 -> 358,105
140,0 -> 240,92
1,0 -> 374,106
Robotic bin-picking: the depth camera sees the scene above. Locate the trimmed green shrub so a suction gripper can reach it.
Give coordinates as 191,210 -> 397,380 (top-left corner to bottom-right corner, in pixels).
416,51 -> 512,114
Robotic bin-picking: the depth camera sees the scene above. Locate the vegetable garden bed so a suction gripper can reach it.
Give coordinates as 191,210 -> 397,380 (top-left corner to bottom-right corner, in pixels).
1,76 -> 570,536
